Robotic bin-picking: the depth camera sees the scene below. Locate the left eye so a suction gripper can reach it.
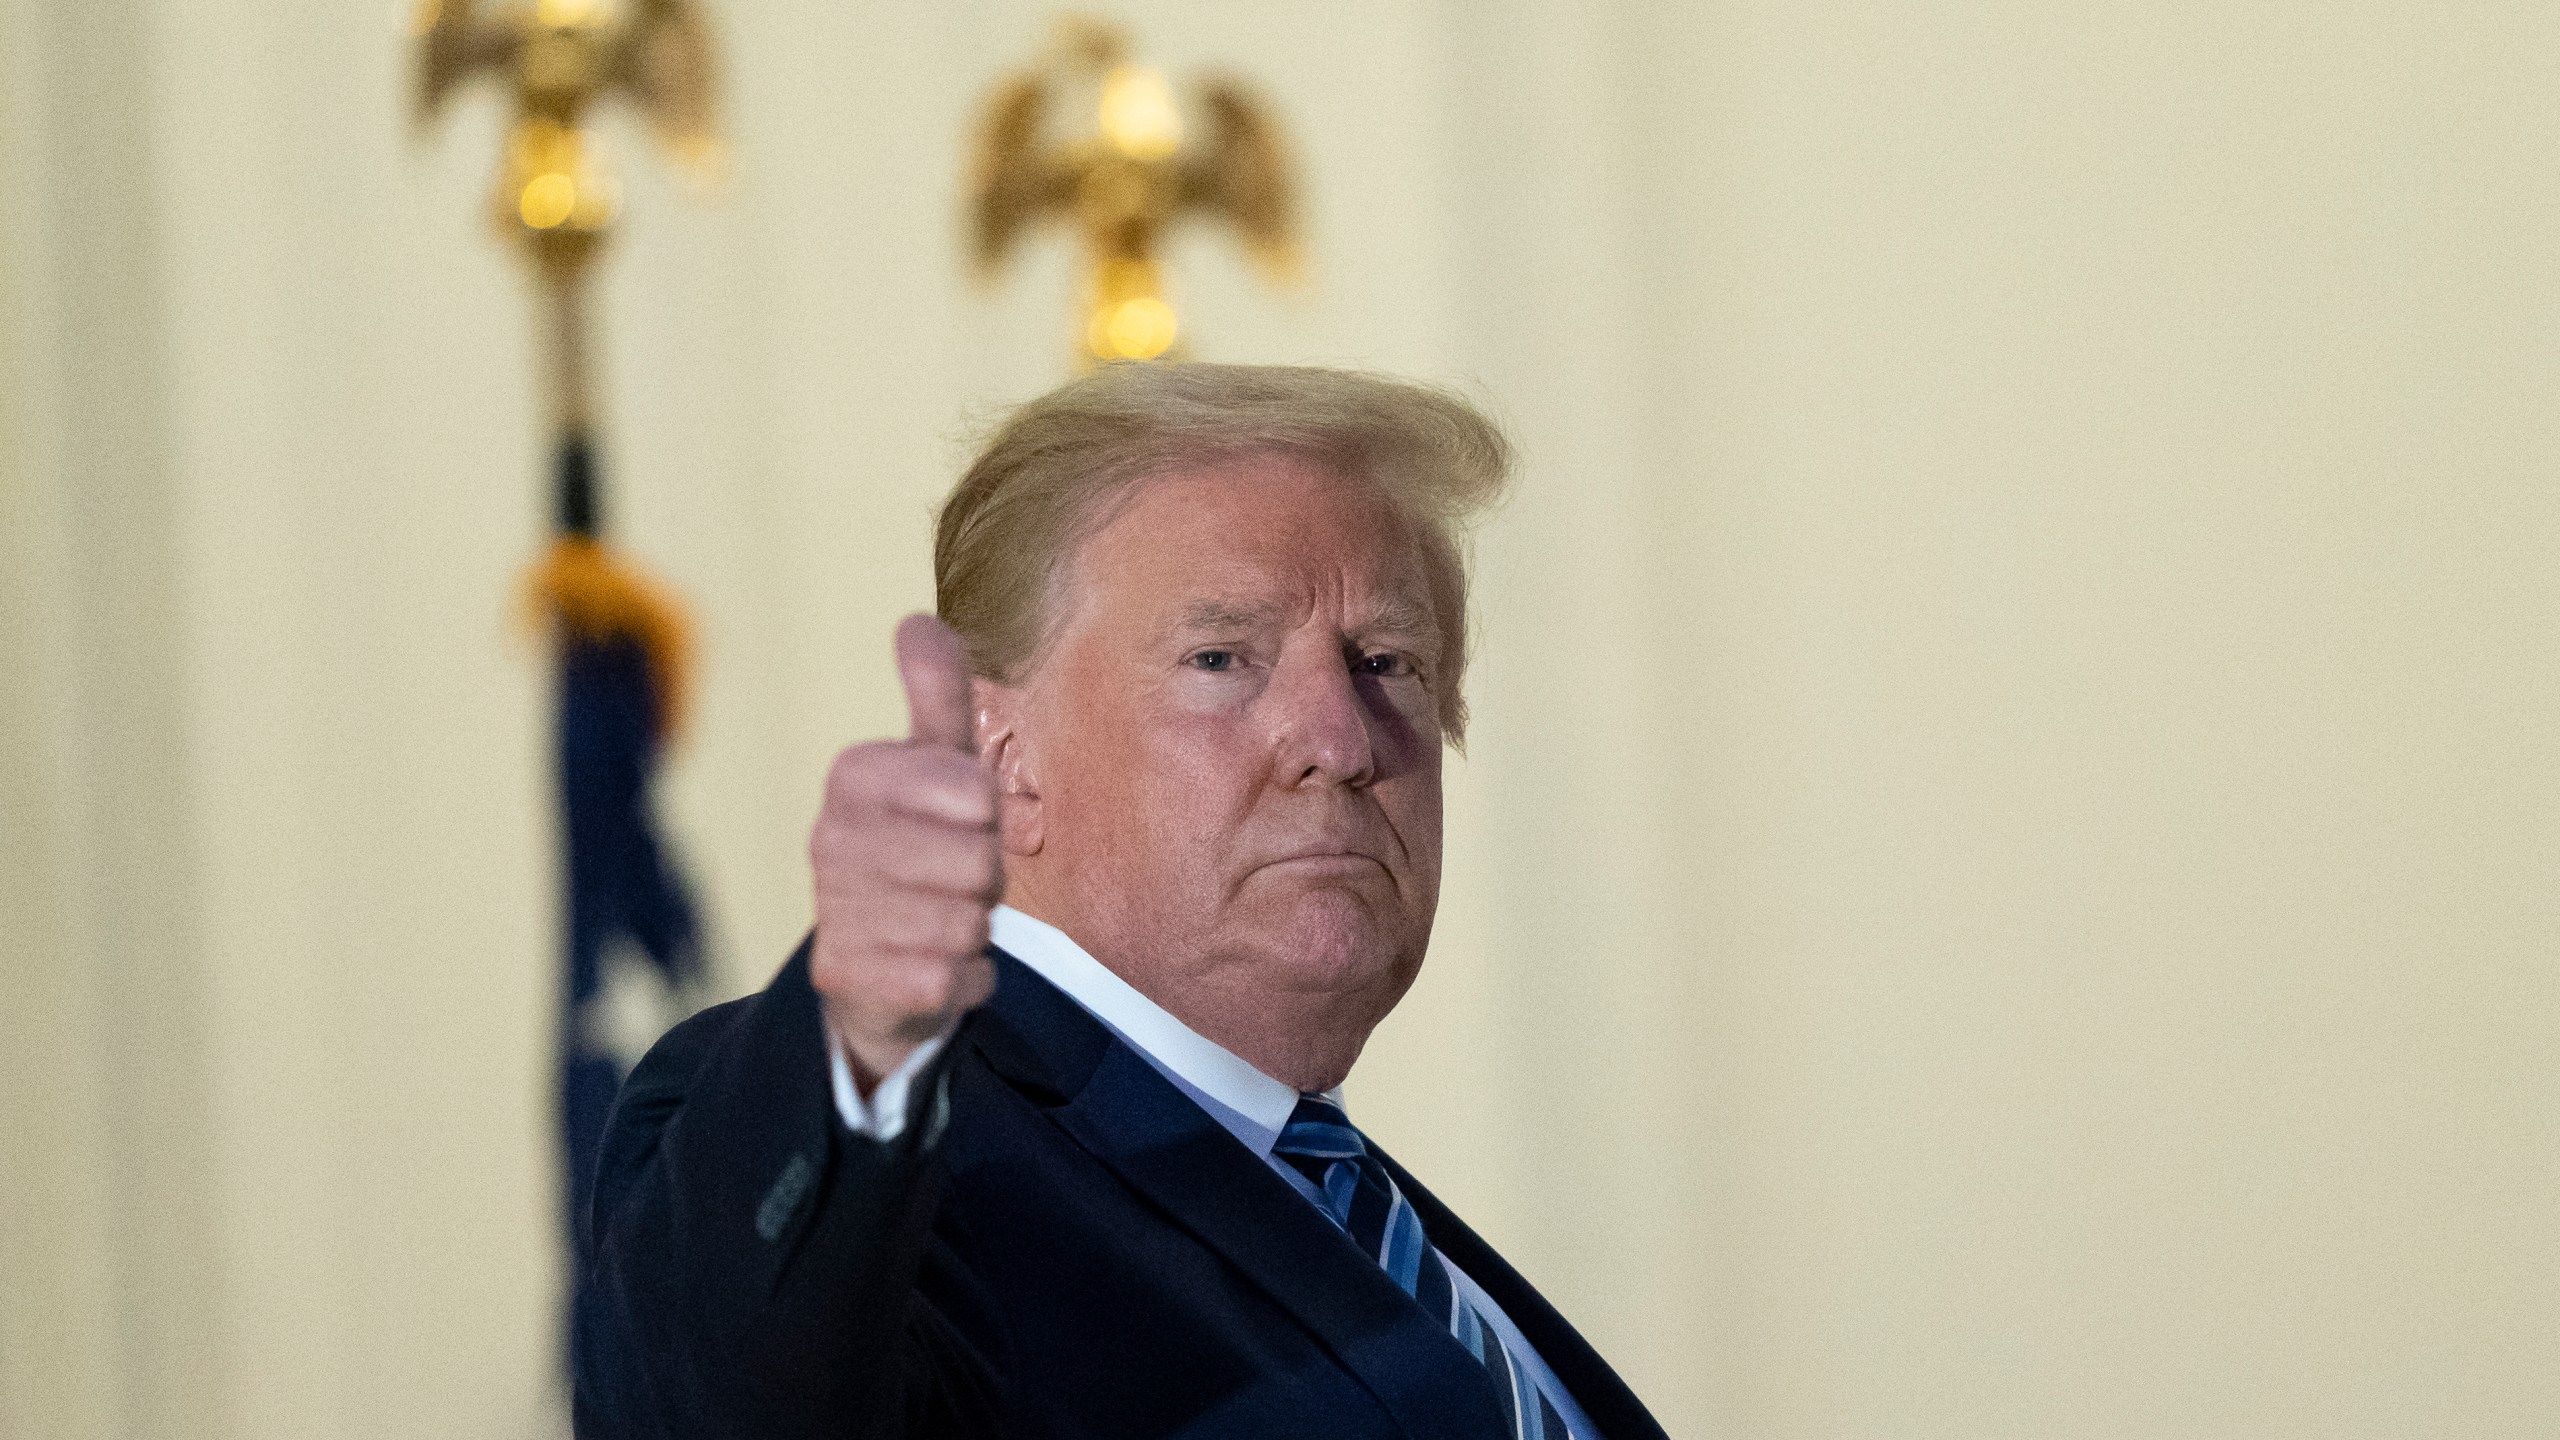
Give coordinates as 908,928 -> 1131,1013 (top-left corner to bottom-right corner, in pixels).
1355,652 -> 1415,678
1187,650 -> 1240,673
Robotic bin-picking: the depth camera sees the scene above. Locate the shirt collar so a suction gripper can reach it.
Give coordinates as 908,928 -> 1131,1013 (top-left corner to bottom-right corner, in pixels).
991,904 -> 1336,1157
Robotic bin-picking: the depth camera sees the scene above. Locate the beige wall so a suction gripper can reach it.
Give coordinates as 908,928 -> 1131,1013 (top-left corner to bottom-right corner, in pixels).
4,1 -> 2554,1436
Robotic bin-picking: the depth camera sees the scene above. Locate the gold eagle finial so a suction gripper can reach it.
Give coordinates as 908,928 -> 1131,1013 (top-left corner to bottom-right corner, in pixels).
969,16 -> 1301,365
412,0 -> 720,427
414,0 -> 720,279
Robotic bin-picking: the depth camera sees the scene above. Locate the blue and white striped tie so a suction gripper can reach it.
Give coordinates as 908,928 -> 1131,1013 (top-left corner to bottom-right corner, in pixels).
1274,1094 -> 1571,1440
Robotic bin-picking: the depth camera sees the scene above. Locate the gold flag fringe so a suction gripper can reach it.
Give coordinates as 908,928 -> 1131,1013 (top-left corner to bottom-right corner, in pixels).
523,537 -> 695,742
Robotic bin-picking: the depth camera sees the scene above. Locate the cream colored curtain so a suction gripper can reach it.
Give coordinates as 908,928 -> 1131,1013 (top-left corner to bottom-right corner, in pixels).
6,1 -> 2556,1436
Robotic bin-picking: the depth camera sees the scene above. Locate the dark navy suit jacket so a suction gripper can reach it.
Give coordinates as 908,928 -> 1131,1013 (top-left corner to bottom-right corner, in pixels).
573,942 -> 1668,1439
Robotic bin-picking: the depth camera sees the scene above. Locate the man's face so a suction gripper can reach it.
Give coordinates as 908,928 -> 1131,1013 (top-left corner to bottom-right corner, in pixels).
992,452 -> 1446,1077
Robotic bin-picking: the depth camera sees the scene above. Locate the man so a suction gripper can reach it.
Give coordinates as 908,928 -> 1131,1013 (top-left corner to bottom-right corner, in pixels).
574,363 -> 1667,1439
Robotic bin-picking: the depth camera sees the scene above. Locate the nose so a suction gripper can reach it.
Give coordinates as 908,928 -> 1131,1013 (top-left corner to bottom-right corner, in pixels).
1265,641 -> 1376,788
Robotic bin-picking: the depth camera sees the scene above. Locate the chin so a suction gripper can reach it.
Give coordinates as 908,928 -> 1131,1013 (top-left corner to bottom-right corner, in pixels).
1242,886 -> 1420,998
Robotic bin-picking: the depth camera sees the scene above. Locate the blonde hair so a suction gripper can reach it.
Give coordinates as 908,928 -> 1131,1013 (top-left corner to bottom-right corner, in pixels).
934,362 -> 1512,743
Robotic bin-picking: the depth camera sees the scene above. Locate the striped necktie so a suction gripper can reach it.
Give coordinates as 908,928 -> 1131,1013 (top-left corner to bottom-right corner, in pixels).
1274,1095 -> 1572,1440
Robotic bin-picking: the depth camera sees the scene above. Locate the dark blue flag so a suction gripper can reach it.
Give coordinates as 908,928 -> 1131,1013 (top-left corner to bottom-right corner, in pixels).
527,436 -> 704,1263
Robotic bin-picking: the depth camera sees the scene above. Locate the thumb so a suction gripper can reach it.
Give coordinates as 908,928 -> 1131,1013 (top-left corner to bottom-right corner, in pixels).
895,613 -> 975,753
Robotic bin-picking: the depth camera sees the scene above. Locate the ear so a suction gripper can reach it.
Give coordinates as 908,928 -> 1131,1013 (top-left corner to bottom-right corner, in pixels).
972,676 -> 1044,858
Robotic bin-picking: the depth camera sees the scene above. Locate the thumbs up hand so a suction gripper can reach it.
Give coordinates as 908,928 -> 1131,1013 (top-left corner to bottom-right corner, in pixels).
809,614 -> 1003,1091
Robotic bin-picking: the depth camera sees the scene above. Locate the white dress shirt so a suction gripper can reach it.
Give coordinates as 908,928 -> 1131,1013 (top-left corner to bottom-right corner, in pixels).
827,905 -> 1598,1439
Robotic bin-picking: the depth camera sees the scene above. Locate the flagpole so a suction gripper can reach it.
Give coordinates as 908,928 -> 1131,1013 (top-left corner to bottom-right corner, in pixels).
412,0 -> 721,1359
537,267 -> 601,536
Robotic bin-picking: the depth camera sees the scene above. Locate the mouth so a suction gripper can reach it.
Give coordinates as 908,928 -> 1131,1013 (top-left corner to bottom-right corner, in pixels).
1253,851 -> 1390,881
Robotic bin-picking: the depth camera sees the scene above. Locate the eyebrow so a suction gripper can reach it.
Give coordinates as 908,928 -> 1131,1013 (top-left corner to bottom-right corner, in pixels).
1362,593 -> 1438,645
1175,595 -> 1441,651
1179,599 -> 1283,632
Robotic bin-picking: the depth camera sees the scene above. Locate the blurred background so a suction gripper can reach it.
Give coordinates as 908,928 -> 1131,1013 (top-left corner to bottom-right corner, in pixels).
4,1 -> 2556,1436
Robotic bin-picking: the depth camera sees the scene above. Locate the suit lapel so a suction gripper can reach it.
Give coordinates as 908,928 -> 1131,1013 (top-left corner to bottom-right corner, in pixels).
971,951 -> 1509,1440
1374,1144 -> 1670,1440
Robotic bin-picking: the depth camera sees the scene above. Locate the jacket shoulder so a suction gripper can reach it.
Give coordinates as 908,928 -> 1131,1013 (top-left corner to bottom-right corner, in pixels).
591,990 -> 759,1207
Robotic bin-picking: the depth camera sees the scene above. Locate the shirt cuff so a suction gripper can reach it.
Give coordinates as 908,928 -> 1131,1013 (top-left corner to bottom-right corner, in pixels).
825,1022 -> 953,1142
